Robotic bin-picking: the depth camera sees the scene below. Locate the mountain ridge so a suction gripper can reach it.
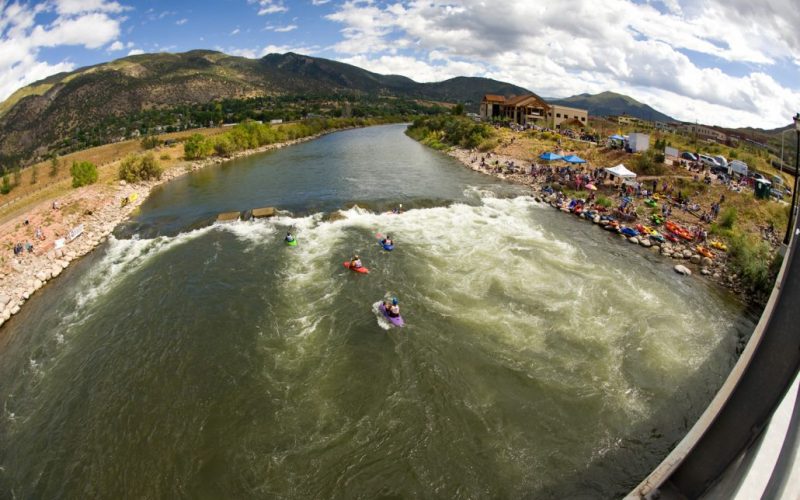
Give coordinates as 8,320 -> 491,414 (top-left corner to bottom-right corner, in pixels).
0,50 -> 681,165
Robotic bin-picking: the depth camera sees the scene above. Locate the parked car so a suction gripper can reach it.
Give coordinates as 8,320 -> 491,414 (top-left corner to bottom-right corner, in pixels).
681,152 -> 698,161
748,171 -> 767,181
698,154 -> 721,169
770,188 -> 785,200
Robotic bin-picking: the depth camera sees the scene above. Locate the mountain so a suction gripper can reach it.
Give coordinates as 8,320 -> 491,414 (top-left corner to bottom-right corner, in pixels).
0,50 -> 532,165
548,91 -> 675,123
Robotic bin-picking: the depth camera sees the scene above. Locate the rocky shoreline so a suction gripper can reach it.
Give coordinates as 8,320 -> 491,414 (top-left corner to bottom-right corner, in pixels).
0,132 -> 331,330
445,147 -> 754,301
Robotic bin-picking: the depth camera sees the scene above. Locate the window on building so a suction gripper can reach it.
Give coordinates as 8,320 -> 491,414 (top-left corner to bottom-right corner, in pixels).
580,117 -> 585,121
556,113 -> 561,118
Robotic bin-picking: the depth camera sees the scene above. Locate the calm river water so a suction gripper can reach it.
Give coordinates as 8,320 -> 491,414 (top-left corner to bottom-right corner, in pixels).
0,124 -> 754,498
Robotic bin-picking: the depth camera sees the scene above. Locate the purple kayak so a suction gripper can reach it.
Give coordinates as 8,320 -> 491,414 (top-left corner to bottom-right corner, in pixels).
378,303 -> 404,327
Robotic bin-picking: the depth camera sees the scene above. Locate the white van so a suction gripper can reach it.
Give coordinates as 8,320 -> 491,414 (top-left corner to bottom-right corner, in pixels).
730,160 -> 748,177
713,155 -> 728,168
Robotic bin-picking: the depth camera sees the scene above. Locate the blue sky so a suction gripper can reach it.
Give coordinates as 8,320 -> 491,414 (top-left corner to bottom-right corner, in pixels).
1,0 -> 799,129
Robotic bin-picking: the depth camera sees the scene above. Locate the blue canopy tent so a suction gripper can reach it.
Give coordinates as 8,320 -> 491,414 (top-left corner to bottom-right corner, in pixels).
539,152 -> 562,161
562,154 -> 587,164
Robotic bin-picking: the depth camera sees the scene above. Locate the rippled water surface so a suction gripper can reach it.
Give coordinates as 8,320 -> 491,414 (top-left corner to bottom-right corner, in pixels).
0,125 -> 754,498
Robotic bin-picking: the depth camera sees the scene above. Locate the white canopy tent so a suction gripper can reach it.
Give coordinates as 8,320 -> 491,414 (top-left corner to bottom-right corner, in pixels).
604,164 -> 637,184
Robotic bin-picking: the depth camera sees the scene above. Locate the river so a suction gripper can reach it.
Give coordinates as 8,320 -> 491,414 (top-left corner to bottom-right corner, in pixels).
0,124 -> 755,498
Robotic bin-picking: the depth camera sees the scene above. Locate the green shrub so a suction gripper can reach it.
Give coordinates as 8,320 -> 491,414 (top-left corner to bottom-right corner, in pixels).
719,207 -> 737,229
1,174 -> 11,194
183,133 -> 213,159
160,153 -> 171,160
728,231 -> 781,297
595,196 -> 613,208
119,153 -> 163,182
141,135 -> 160,149
70,160 -> 98,188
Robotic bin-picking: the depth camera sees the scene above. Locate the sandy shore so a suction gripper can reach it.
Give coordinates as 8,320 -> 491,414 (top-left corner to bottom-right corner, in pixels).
445,147 -> 752,299
0,133 -> 331,329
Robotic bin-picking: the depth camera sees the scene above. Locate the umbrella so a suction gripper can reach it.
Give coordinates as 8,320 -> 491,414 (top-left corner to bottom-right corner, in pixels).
562,154 -> 586,164
586,183 -> 597,191
539,152 -> 562,161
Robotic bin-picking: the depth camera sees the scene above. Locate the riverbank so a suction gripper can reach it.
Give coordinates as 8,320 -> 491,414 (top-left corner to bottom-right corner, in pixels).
0,131 -> 333,330
445,146 -> 756,302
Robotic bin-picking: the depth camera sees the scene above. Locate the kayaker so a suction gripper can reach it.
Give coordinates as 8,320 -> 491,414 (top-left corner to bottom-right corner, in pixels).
350,254 -> 363,269
382,235 -> 393,246
384,297 -> 400,317
285,232 -> 295,243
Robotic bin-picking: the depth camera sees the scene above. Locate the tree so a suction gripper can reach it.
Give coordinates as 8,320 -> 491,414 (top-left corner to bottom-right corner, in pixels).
118,153 -> 163,182
141,134 -> 160,149
49,155 -> 59,177
1,174 -> 11,194
31,164 -> 38,184
451,103 -> 465,116
70,160 -> 98,188
183,133 -> 212,159
12,167 -> 21,186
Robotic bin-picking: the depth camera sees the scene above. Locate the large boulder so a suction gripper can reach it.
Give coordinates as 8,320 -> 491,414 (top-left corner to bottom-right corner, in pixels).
674,264 -> 692,276
640,239 -> 652,248
628,237 -> 639,244
702,257 -> 713,267
690,254 -> 702,264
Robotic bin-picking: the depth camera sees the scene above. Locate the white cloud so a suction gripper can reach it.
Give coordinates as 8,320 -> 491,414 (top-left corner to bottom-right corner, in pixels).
312,0 -> 330,4
324,0 -> 800,128
230,28 -> 240,36
0,0 -> 127,101
271,24 -> 297,32
248,0 -> 288,15
175,18 -> 188,26
127,48 -> 143,56
55,0 -> 127,15
30,13 -> 121,49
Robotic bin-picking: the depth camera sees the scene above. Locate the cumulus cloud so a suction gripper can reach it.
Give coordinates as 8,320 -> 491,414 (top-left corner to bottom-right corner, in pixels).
324,0 -> 800,128
175,18 -> 188,26
127,48 -> 143,56
0,0 -> 127,101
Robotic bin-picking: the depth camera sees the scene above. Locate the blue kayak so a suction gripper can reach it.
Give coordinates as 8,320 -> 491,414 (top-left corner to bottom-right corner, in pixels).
382,243 -> 394,251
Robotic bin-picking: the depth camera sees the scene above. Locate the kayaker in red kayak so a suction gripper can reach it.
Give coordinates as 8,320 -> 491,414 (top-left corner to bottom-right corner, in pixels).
350,254 -> 363,269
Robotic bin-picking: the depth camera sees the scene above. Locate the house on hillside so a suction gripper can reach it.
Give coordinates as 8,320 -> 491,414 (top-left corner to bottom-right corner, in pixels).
612,114 -> 643,127
479,94 -> 588,128
680,123 -> 728,144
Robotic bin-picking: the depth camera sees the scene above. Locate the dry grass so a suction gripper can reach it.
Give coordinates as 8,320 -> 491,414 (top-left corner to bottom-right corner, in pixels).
0,127 -> 229,224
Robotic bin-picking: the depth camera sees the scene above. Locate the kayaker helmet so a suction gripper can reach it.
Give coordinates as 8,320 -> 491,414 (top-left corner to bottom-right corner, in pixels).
392,297 -> 398,305
354,254 -> 359,259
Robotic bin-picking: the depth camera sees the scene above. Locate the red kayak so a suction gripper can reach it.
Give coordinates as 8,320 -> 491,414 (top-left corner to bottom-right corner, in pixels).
343,262 -> 369,274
